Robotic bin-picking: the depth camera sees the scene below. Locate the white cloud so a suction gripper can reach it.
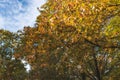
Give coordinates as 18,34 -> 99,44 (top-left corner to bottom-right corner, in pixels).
0,0 -> 46,32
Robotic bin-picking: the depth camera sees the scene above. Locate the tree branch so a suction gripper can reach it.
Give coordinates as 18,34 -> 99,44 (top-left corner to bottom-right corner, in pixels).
84,37 -> 120,49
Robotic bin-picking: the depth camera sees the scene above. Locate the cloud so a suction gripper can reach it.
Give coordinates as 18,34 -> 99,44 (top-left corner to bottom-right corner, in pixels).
0,0 -> 46,32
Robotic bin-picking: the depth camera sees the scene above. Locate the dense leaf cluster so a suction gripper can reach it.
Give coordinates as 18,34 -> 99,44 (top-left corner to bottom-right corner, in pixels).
0,0 -> 120,80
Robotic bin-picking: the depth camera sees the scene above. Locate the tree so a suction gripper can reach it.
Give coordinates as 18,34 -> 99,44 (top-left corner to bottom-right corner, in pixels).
16,0 -> 120,80
0,29 -> 28,80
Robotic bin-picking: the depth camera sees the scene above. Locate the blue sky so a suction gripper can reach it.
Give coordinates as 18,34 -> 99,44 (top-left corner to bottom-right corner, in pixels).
0,0 -> 46,32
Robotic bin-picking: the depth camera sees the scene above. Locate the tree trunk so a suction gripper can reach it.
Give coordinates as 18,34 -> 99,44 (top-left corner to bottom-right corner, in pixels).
93,48 -> 101,80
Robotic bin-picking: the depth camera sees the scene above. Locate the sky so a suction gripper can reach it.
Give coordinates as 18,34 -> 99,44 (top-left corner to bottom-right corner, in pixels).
0,0 -> 46,32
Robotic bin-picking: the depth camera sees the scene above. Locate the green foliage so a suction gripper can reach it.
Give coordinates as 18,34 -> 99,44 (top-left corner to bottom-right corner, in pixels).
0,30 -> 27,80
104,16 -> 120,38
